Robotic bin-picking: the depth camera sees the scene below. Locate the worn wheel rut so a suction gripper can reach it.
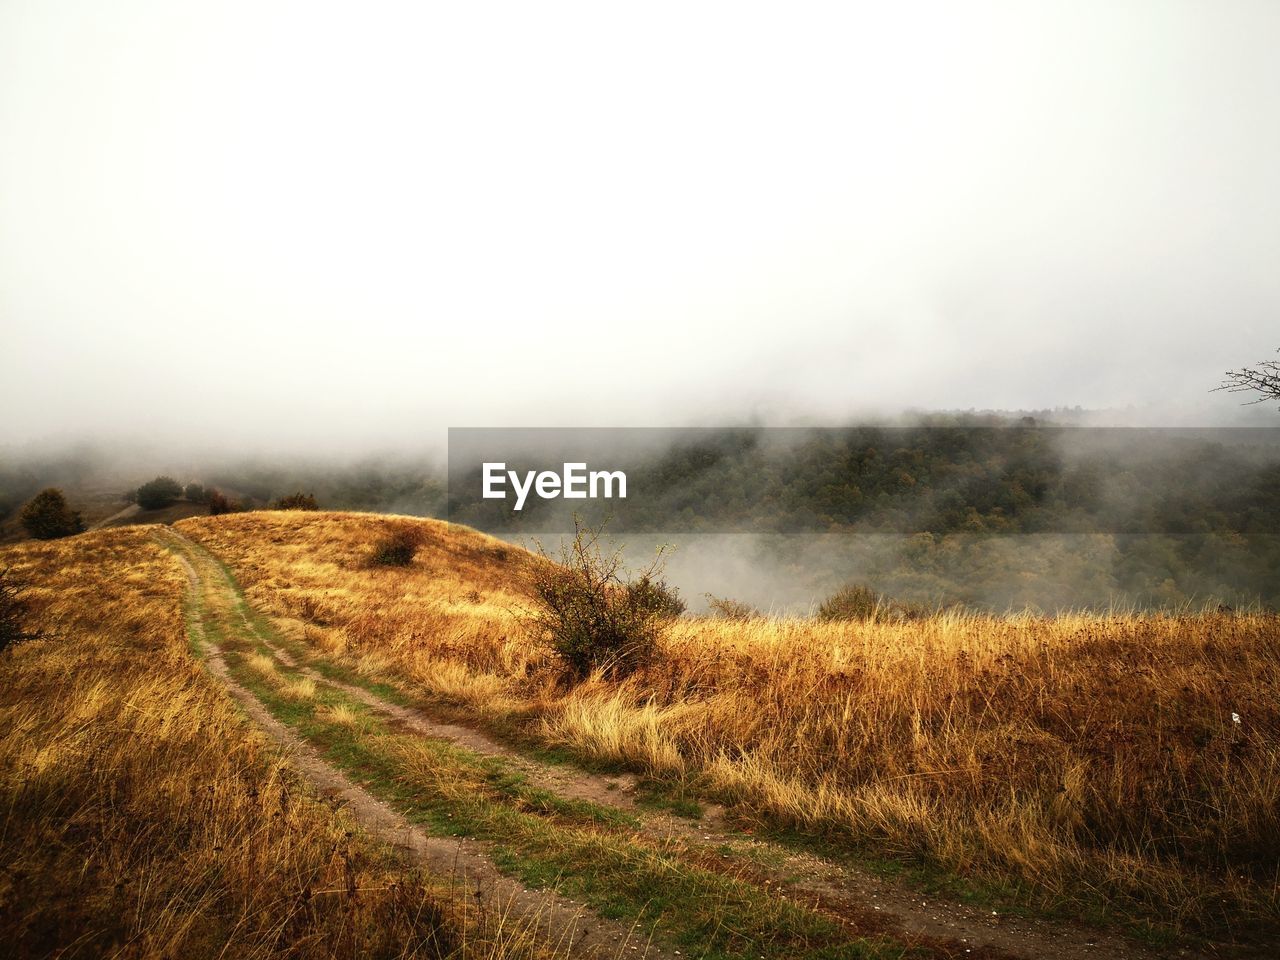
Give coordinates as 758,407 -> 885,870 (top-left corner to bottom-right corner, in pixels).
158,528 -> 662,960
160,525 -> 1194,960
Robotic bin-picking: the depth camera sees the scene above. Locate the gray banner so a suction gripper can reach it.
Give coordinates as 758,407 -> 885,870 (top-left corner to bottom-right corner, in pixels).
447,426 -> 1280,535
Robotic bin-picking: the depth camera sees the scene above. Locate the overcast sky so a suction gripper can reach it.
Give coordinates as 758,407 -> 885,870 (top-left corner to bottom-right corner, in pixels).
1,1 -> 1277,453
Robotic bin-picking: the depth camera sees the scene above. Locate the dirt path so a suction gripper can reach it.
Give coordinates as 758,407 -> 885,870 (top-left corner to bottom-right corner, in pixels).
161,527 -> 1198,960
90,502 -> 140,530
159,529 -> 662,960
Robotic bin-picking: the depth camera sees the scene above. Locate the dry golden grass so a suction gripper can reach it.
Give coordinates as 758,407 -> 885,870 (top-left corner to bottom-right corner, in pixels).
0,526 -> 549,959
279,676 -> 318,701
180,511 -> 1280,936
319,702 -> 367,729
246,650 -> 278,675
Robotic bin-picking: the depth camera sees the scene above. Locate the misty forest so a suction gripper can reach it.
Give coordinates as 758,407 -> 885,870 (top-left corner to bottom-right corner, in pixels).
8,412 -> 1280,613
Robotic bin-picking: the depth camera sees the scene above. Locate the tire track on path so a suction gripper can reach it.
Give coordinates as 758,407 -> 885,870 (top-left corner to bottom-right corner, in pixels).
158,527 -> 662,960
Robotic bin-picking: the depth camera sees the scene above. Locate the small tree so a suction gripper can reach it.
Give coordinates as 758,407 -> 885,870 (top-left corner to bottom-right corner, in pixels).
208,490 -> 240,516
0,569 -> 45,655
184,482 -> 209,503
273,492 -> 319,511
20,489 -> 84,540
527,519 -> 682,681
136,476 -> 183,510
1218,350 -> 1280,407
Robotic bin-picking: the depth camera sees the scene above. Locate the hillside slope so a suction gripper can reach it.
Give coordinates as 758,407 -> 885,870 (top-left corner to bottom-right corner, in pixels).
177,510 -> 539,668
0,526 -> 555,960
2,512 -> 1274,956
176,511 -> 1280,954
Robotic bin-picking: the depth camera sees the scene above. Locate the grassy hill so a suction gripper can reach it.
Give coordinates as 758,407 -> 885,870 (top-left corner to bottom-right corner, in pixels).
180,511 -> 1280,945
3,511 -> 1279,957
0,526 -> 541,960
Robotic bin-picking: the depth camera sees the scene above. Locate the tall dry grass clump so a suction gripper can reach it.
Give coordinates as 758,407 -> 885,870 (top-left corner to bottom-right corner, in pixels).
0,527 -> 546,959
179,511 -> 1280,938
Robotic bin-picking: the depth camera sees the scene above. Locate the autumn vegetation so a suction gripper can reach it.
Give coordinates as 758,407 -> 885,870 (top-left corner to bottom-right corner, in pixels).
0,568 -> 43,654
529,520 -> 684,679
19,487 -> 83,539
273,491 -> 320,510
0,527 -> 552,958
177,510 -> 1280,943
2,501 -> 1276,952
135,475 -> 183,509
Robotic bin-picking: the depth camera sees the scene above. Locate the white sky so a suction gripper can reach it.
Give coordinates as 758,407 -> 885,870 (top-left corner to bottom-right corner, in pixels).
1,1 -> 1278,452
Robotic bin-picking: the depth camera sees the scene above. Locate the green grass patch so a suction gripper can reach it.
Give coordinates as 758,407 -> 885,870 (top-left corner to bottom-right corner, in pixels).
634,779 -> 705,820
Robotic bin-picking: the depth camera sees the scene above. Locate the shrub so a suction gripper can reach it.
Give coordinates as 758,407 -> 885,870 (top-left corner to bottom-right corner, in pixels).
528,520 -> 681,681
208,490 -> 241,516
817,583 -> 926,622
370,525 -> 423,566
273,491 -> 319,511
136,476 -> 183,510
630,575 -> 686,619
184,482 -> 209,503
0,568 -> 45,655
20,489 -> 83,540
705,594 -> 759,620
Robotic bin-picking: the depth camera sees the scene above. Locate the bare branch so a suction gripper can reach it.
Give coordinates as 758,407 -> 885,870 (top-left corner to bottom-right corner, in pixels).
1214,350 -> 1280,406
